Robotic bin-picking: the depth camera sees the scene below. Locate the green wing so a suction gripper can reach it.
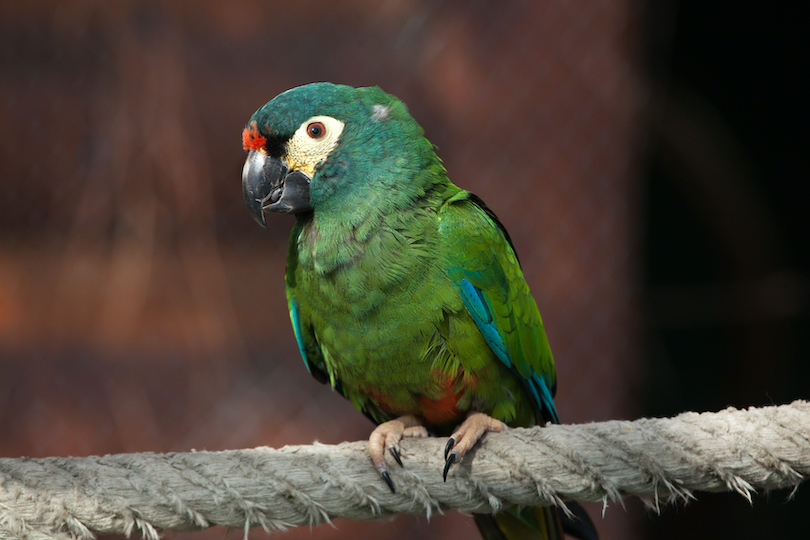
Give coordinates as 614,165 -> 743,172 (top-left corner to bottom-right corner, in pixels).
439,191 -> 559,424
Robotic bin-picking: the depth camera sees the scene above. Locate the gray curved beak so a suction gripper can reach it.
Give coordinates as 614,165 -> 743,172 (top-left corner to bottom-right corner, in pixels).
242,150 -> 312,227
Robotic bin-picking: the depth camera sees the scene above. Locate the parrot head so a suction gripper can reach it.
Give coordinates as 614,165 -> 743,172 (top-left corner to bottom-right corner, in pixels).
241,83 -> 440,227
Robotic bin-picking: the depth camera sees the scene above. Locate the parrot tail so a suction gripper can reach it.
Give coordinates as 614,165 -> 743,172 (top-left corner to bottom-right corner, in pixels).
473,502 -> 598,540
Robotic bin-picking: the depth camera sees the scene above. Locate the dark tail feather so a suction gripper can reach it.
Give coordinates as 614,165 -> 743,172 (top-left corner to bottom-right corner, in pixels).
560,502 -> 599,540
473,503 -> 598,540
473,506 -> 563,540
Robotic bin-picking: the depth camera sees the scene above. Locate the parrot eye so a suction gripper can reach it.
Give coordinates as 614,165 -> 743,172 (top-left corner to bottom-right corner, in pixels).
306,122 -> 326,139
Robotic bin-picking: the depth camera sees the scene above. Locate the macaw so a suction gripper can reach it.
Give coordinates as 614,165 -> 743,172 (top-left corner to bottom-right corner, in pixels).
241,83 -> 597,540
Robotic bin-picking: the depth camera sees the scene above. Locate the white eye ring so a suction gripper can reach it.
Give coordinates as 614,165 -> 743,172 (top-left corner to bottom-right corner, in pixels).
293,116 -> 343,146
285,116 -> 345,176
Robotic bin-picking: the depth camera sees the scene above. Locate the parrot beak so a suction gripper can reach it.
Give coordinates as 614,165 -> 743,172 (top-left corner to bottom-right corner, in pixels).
242,150 -> 312,227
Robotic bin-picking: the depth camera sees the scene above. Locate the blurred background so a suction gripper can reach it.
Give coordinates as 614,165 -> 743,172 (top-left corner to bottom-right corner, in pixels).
0,1 -> 807,539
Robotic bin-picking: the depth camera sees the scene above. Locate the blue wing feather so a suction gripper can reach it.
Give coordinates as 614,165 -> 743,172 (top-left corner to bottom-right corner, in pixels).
289,297 -> 315,375
459,279 -> 512,369
457,279 -> 559,425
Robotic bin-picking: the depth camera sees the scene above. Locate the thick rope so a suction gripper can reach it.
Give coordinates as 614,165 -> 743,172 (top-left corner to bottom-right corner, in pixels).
1,401 -> 808,540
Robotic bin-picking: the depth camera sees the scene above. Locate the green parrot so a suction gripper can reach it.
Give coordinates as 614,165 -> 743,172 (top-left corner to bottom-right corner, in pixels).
241,83 -> 597,540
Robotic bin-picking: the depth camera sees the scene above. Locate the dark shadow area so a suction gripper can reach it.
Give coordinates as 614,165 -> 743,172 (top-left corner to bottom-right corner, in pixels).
642,3 -> 810,538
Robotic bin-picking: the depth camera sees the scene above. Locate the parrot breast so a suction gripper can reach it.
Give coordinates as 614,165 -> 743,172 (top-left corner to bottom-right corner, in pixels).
287,190 -> 539,431
289,203 -> 488,426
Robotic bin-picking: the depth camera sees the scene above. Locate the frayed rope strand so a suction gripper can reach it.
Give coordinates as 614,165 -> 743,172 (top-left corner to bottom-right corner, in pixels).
1,401 -> 808,540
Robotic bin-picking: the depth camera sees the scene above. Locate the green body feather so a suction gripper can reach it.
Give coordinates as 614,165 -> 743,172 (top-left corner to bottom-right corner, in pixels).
288,185 -> 548,431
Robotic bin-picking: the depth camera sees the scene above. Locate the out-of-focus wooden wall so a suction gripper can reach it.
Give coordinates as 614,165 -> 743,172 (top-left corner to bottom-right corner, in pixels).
0,2 -> 647,538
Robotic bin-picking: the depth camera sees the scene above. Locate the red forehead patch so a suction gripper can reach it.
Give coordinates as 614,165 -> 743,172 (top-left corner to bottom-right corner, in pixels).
242,122 -> 267,151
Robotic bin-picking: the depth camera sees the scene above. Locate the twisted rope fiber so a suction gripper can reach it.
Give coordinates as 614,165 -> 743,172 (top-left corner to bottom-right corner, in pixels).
1,402 -> 808,540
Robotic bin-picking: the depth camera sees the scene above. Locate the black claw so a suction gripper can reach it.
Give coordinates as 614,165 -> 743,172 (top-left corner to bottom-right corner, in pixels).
444,437 -> 456,460
389,446 -> 403,467
382,470 -> 396,493
443,452 -> 456,482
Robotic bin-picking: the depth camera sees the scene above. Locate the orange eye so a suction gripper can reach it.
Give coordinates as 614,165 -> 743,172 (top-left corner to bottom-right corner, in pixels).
306,122 -> 326,139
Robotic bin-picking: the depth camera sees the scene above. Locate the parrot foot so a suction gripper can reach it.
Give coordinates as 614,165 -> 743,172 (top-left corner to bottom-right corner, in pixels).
368,415 -> 429,493
443,412 -> 507,481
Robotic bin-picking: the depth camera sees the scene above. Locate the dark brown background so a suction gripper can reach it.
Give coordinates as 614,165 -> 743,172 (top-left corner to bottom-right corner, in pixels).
1,1 -> 807,539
